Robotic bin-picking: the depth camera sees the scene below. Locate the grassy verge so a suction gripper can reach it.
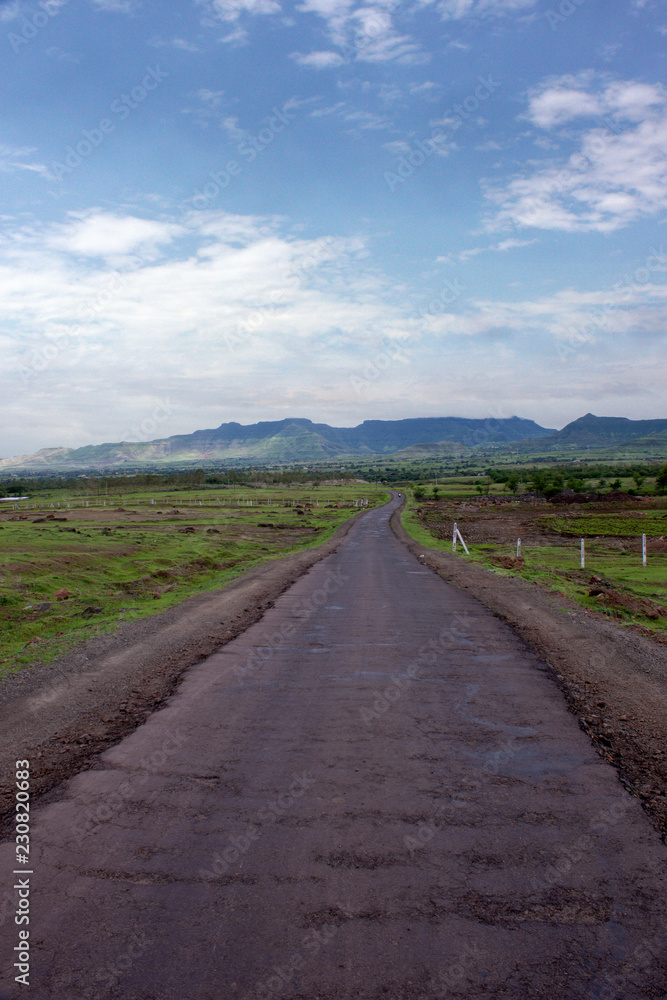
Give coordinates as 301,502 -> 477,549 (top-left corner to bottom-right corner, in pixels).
400,490 -> 667,637
539,512 -> 667,536
1,486 -> 388,678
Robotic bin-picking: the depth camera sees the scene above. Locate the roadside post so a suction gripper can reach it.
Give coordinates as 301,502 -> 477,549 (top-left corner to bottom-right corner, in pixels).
642,534 -> 647,567
517,538 -> 521,558
452,522 -> 469,555
580,539 -> 585,570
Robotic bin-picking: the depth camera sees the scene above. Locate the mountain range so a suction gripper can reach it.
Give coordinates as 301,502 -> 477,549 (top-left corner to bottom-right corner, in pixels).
1,414 -> 665,471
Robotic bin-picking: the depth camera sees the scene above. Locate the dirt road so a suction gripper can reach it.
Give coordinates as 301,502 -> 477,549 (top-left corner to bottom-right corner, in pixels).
1,493 -> 666,999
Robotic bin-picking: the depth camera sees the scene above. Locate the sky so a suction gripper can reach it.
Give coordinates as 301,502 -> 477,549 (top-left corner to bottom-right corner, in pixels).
1,0 -> 666,456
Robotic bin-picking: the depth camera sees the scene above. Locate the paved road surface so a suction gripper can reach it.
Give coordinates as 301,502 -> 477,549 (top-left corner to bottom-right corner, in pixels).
1,493 -> 666,999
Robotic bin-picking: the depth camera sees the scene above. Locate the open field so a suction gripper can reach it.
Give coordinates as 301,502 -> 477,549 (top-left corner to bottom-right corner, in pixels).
401,491 -> 667,638
0,484 -> 386,677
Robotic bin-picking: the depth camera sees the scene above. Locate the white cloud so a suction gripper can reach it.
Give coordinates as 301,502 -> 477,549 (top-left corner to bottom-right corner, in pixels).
527,88 -> 602,128
199,0 -> 280,22
296,0 -> 425,63
90,0 -> 138,11
432,0 -> 536,20
383,139 -> 411,155
436,237 -> 536,263
45,212 -> 183,258
419,283 -> 667,345
343,108 -> 391,129
0,2 -> 21,22
218,24 -> 249,42
0,144 -> 49,178
149,35 -> 201,51
1,0 -> 67,15
2,209 -> 665,453
526,76 -> 666,128
197,88 -> 226,107
487,77 -> 667,233
290,50 -> 345,67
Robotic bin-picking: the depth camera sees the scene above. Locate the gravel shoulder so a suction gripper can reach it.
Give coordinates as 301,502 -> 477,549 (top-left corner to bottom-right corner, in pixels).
392,502 -> 667,840
0,510 -> 367,837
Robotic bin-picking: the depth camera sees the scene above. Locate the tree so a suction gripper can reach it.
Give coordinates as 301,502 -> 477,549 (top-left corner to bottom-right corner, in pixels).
506,472 -> 520,493
632,472 -> 646,492
413,486 -> 425,500
656,464 -> 667,493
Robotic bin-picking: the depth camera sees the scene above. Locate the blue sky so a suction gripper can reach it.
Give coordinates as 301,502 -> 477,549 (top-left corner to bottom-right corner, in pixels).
1,0 -> 666,455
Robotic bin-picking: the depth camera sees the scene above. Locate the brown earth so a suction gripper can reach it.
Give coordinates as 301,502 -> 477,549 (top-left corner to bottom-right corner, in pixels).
0,509 -> 368,839
417,493 -> 663,550
1,493 -> 666,852
391,503 -> 667,841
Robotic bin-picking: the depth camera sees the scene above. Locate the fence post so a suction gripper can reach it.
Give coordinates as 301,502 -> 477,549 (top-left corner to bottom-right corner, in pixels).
516,538 -> 521,558
452,521 -> 457,553
580,539 -> 585,569
456,527 -> 469,555
642,534 -> 647,567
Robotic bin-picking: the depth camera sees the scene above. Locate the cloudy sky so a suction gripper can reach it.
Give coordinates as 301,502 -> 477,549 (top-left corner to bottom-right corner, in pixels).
1,0 -> 666,455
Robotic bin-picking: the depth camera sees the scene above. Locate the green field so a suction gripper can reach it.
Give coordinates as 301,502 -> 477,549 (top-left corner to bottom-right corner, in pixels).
0,485 -> 387,677
540,512 -> 667,537
401,492 -> 667,636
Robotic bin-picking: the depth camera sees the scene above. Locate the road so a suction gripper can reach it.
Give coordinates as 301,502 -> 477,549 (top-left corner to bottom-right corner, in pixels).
1,492 -> 666,999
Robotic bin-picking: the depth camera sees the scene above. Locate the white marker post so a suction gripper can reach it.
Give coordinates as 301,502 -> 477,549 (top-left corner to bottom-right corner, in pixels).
642,533 -> 647,567
456,527 -> 469,555
517,538 -> 521,558
580,538 -> 585,569
452,522 -> 457,553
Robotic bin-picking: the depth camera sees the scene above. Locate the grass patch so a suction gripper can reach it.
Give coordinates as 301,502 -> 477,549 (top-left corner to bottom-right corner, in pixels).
0,485 -> 388,678
400,490 -> 667,636
540,512 -> 667,537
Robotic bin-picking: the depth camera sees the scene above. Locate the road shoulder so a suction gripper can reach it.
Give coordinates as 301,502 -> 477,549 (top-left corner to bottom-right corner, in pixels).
0,508 -> 367,836
391,501 -> 667,840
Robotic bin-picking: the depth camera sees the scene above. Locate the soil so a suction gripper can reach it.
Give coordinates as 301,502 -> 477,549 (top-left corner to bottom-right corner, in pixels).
391,503 -> 667,841
1,493 -> 666,851
419,492 -> 663,550
0,509 -> 367,839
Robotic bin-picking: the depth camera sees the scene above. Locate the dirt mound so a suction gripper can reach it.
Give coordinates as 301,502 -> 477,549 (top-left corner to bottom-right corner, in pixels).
491,555 -> 526,570
591,588 -> 666,620
603,490 -> 638,503
549,491 -> 601,504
